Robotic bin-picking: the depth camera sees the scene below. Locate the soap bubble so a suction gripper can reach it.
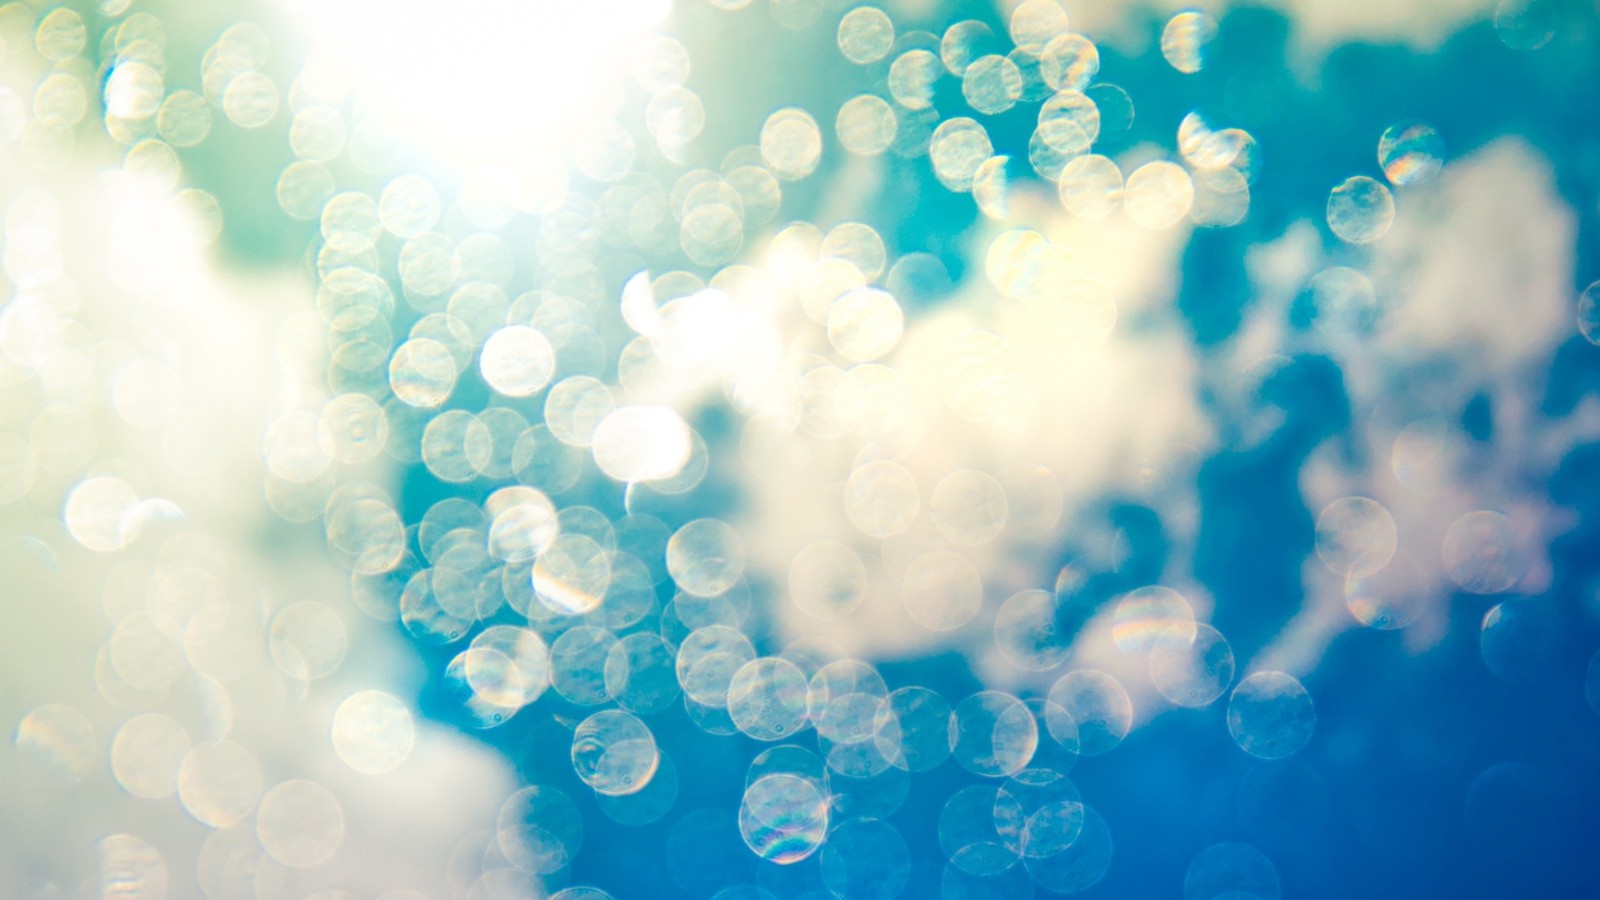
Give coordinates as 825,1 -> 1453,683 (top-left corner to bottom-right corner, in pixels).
1327,175 -> 1395,243
1161,11 -> 1217,74
951,691 -> 1037,777
1378,122 -> 1444,186
728,657 -> 811,741
738,774 -> 829,863
572,709 -> 659,796
1227,672 -> 1315,760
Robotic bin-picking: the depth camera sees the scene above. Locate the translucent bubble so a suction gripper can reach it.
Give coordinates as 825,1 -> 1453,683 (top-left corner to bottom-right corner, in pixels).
332,690 -> 414,775
838,6 -> 894,64
729,657 -> 811,741
156,90 -> 210,147
1315,496 -> 1397,578
1124,161 -> 1195,229
1161,11 -> 1217,74
498,785 -> 584,874
16,703 -> 96,781
929,117 -> 993,192
972,155 -> 1010,219
1443,510 -> 1524,594
1227,672 -> 1315,760
822,221 -> 888,280
389,338 -> 457,408
1480,599 -> 1558,683
739,774 -> 829,863
837,94 -> 898,156
1045,671 -> 1130,757
64,475 -> 143,552
257,779 -> 344,868
760,108 -> 822,180
994,589 -> 1068,670
1010,0 -> 1070,53
606,633 -> 681,714
222,71 -> 277,128
1576,282 -> 1600,346
1037,89 -> 1099,153
1024,803 -> 1112,892
479,326 -> 555,398
941,20 -> 998,76
1112,585 -> 1196,653
939,784 -> 1016,875
844,459 -> 919,537
112,713 -> 190,799
470,625 -> 551,706
36,8 -> 87,60
646,87 -> 705,150
1378,122 -> 1443,186
1057,154 -> 1122,218
821,817 -> 910,900
930,469 -> 1008,545
572,709 -> 659,796
1185,842 -> 1281,900
867,685 -> 947,772
1494,0 -> 1555,51
888,49 -> 942,110
545,376 -> 615,447
666,518 -> 745,598
1305,265 -> 1379,337
178,740 -> 262,827
551,626 -> 618,706
1345,556 -> 1431,630
951,691 -> 1037,778
598,748 -> 679,826
1149,623 -> 1235,708
996,768 -> 1084,859
962,54 -> 1023,116
1041,34 -> 1098,92
590,405 -> 691,484
98,834 -> 166,899
901,550 -> 983,632
1326,175 -> 1395,244
827,288 -> 903,362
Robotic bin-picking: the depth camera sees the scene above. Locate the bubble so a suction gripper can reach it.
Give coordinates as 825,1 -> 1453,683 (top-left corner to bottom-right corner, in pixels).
590,405 -> 692,484
1112,585 -> 1196,653
221,70 -> 277,128
157,90 -> 210,147
178,740 -> 262,827
1480,599 -> 1558,683
1345,555 -> 1431,630
837,94 -> 898,156
98,834 -> 167,899
940,20 -> 998,76
996,768 -> 1084,860
606,632 -> 681,714
332,690 -> 414,775
929,117 -> 993,192
1023,803 -> 1113,892
1326,175 -> 1395,243
112,713 -> 190,799
821,817 -> 910,900
256,779 -> 344,868
666,518 -> 745,598
760,108 -> 822,180
929,469 -> 1008,545
1494,0 -> 1555,50
1057,154 -> 1122,218
498,785 -> 584,874
729,657 -> 811,741
869,685 -> 949,772
901,550 -> 983,632
572,709 -> 659,796
389,338 -> 457,408
479,326 -> 555,398
844,459 -> 920,537
1124,161 -> 1195,228
1161,11 -> 1217,74
15,703 -> 96,781
268,601 -> 346,681
1304,265 -> 1379,337
1227,672 -> 1315,760
1149,622 -> 1235,708
1315,496 -> 1397,578
1041,34 -> 1099,92
1009,0 -> 1070,53
1378,122 -> 1443,186
962,55 -> 1023,116
470,626 -> 551,706
994,589 -> 1068,671
888,49 -> 942,110
838,6 -> 894,64
551,626 -> 618,706
1576,282 -> 1600,346
951,691 -> 1037,778
65,475 -> 143,552
1443,510 -> 1525,594
1185,842 -> 1281,900
939,784 -> 1016,875
36,8 -> 87,60
1043,672 -> 1129,758
826,288 -> 903,362
646,87 -> 705,150
739,774 -> 829,863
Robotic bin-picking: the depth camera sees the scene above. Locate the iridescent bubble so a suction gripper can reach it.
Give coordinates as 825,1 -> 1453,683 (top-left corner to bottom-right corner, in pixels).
1184,842 -> 1281,900
951,691 -> 1037,777
98,834 -> 166,899
479,325 -> 556,398
1149,622 -> 1235,708
1042,676 -> 1121,759
1326,175 -> 1395,244
1227,672 -> 1315,760
1378,122 -> 1444,186
572,709 -> 659,796
1344,555 -> 1431,630
1037,89 -> 1099,152
837,6 -> 894,64
837,94 -> 898,156
1161,11 -> 1217,74
729,657 -> 811,741
962,54 -> 1023,116
1124,161 -> 1195,229
760,108 -> 822,180
844,459 -> 920,537
15,703 -> 96,782
901,550 -> 983,632
929,117 -> 993,192
498,785 -> 584,874
332,690 -> 414,775
1315,496 -> 1397,578
1057,154 -> 1122,218
1112,585 -> 1196,653
470,625 -> 551,706
1443,510 -> 1525,594
112,713 -> 190,799
738,773 -> 829,864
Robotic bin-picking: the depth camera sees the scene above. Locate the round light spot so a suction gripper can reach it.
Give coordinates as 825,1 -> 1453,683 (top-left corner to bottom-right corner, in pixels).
1315,496 -> 1397,578
1444,510 -> 1524,594
761,108 -> 822,180
332,690 -> 414,774
1227,672 -> 1315,760
667,518 -> 745,597
1161,11 -> 1217,74
930,469 -> 1008,545
837,94 -> 898,156
479,325 -> 555,398
729,657 -> 811,741
498,785 -> 584,874
256,779 -> 344,868
951,691 -> 1037,777
1327,175 -> 1395,243
837,7 -> 894,64
1378,122 -> 1444,186
178,740 -> 262,827
1149,623 -> 1235,708
572,709 -> 659,796
1124,161 -> 1194,229
844,460 -> 919,537
738,773 -> 829,863
788,540 -> 868,621
592,405 -> 692,483
1046,670 -> 1132,756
